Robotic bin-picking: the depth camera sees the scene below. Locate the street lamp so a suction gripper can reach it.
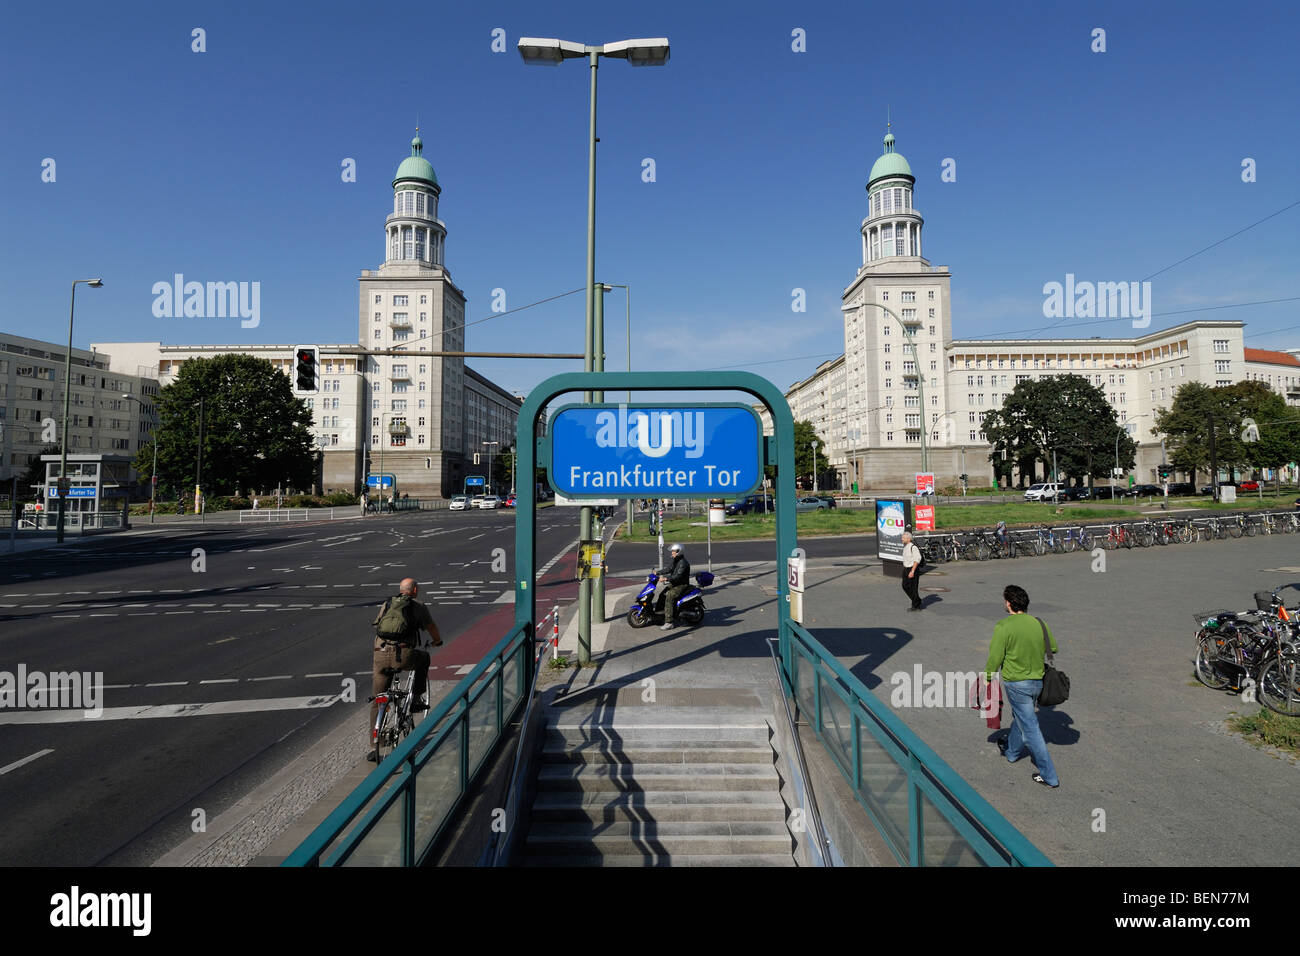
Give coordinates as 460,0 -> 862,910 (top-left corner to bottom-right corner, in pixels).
123,394 -> 156,523
518,35 -> 669,665
193,398 -> 205,520
56,278 -> 103,543
482,441 -> 499,496
811,441 -> 819,493
859,301 -> 927,473
1113,414 -> 1146,500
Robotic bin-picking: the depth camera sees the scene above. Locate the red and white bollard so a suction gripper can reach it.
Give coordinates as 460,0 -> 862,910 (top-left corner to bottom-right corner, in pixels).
551,604 -> 560,661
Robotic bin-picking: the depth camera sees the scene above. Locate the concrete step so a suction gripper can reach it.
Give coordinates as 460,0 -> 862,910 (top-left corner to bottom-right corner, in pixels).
536,762 -> 779,792
544,725 -> 771,747
532,792 -> 787,824
525,828 -> 792,857
519,853 -> 797,867
541,744 -> 773,765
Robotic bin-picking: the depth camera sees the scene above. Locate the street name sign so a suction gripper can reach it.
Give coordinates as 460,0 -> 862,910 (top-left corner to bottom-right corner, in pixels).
550,404 -> 762,499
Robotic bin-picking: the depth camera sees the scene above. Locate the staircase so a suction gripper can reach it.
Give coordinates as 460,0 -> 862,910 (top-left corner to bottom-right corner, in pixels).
521,720 -> 795,866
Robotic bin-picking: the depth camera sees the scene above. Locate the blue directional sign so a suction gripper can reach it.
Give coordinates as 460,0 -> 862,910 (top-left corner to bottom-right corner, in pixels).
47,486 -> 97,499
550,403 -> 762,499
465,476 -> 485,488
366,474 -> 394,489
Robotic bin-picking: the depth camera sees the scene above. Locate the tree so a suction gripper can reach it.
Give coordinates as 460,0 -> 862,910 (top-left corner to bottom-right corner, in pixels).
140,355 -> 317,496
18,444 -> 61,496
982,374 -> 1134,489
791,420 -> 830,487
1156,380 -> 1300,480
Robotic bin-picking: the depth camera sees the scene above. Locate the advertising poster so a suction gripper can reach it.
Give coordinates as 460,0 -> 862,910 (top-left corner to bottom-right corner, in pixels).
915,504 -> 935,531
875,498 -> 912,563
915,472 -> 935,496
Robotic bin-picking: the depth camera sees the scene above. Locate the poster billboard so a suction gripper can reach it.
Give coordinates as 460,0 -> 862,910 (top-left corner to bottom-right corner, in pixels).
875,498 -> 912,564
915,472 -> 935,496
915,504 -> 935,531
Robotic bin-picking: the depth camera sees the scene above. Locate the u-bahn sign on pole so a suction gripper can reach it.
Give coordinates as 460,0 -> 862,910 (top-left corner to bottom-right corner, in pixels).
549,403 -> 762,499
515,372 -> 798,686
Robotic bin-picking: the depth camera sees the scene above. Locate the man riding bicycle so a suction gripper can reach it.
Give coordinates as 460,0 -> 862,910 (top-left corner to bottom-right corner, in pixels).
368,577 -> 442,761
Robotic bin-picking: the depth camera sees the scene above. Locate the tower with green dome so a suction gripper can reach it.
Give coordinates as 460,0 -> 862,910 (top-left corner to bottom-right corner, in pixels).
838,125 -> 953,490
359,131 -> 471,498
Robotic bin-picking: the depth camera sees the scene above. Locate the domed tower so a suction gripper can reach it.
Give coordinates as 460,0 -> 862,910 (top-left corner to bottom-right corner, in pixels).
387,132 -> 445,267
861,131 -> 923,264
359,131 -> 468,500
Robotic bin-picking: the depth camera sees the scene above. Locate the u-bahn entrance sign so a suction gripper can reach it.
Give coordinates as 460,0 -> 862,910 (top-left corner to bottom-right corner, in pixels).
550,403 -> 762,498
516,372 -> 797,682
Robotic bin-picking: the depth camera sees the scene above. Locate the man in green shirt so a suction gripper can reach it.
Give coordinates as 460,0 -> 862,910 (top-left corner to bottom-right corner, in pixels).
985,584 -> 1060,788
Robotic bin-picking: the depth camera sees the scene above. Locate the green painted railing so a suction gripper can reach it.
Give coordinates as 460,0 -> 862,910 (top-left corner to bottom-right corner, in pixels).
785,620 -> 1052,867
282,622 -> 531,867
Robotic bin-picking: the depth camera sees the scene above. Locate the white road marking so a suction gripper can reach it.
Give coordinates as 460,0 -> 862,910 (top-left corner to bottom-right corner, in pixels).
200,679 -> 239,684
454,664 -> 475,676
128,612 -> 158,616
305,672 -> 342,678
101,684 -> 134,689
0,695 -> 340,724
493,591 -> 514,604
251,675 -> 291,682
0,749 -> 54,775
146,681 -> 188,688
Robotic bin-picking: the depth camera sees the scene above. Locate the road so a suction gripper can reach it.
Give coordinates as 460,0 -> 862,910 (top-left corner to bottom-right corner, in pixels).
0,508 -> 582,866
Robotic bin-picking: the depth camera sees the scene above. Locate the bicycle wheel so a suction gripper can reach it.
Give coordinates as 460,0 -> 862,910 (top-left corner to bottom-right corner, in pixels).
1032,536 -> 1046,557
1243,519 -> 1257,537
1062,532 -> 1078,553
1079,529 -> 1094,551
975,538 -> 990,561
372,697 -> 393,763
1179,524 -> 1195,544
1227,519 -> 1243,539
1195,633 -> 1239,690
1258,654 -> 1300,716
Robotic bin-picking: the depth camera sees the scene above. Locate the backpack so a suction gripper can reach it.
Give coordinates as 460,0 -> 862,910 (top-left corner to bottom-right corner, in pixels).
375,595 -> 419,645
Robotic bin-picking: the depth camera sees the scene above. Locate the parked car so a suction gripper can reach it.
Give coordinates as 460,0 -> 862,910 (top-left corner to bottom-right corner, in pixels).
1200,482 -> 1237,495
797,496 -> 828,511
502,494 -> 517,508
470,495 -> 486,508
449,495 -> 469,511
1056,486 -> 1089,501
816,496 -> 838,509
1239,480 -> 1260,492
1023,483 -> 1061,501
1166,482 -> 1195,497
478,495 -> 501,509
1129,484 -> 1164,498
726,494 -> 773,515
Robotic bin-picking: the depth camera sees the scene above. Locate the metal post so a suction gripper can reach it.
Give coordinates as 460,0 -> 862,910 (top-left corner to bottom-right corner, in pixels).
57,282 -> 80,544
1208,415 -> 1219,503
812,441 -> 818,493
577,50 -> 599,665
9,477 -> 16,552
593,285 -> 606,625
196,397 -> 205,521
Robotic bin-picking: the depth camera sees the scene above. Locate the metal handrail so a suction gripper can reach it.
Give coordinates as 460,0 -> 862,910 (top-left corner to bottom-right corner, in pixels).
767,637 -> 832,866
283,621 -> 530,867
786,619 -> 1052,867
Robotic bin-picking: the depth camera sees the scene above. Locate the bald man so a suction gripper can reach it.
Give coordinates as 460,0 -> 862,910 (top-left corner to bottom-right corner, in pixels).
369,577 -> 442,759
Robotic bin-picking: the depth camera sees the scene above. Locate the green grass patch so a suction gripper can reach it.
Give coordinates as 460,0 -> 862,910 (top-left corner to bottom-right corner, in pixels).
1227,707 -> 1300,758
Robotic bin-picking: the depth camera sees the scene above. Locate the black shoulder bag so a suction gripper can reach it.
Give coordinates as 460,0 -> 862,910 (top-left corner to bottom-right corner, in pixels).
1036,617 -> 1070,706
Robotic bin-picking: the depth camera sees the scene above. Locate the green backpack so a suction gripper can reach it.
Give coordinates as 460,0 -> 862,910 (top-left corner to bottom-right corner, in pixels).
375,595 -> 418,645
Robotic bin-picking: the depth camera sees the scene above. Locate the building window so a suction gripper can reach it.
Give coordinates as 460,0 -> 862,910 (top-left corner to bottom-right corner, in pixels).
420,295 -> 427,304
885,413 -> 892,424
1214,360 -> 1230,373
902,291 -> 916,303
1213,339 -> 1229,354
884,361 -> 891,371
374,330 -> 381,340
881,292 -> 889,301
393,295 -> 408,306
375,295 -> 382,303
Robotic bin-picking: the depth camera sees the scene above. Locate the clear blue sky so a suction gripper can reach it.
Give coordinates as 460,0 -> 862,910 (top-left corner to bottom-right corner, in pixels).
3,0 -> 1298,402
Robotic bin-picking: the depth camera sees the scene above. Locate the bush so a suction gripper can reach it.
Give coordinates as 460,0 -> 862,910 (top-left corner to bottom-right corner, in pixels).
323,491 -> 358,507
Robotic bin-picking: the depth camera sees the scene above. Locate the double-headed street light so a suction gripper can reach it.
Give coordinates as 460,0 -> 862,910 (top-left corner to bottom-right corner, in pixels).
56,278 -> 103,543
518,35 -> 669,665
123,394 -> 157,523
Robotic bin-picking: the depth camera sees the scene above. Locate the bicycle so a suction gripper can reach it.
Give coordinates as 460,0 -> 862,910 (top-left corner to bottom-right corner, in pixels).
1060,526 -> 1093,552
1103,523 -> 1132,550
957,530 -> 989,561
370,668 -> 424,764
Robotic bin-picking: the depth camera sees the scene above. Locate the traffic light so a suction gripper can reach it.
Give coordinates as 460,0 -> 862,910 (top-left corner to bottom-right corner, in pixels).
1157,464 -> 1173,480
294,346 -> 318,393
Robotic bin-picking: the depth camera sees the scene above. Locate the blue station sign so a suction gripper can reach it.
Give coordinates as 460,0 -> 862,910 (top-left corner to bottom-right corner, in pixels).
550,403 -> 762,499
47,486 -> 97,499
366,474 -> 395,489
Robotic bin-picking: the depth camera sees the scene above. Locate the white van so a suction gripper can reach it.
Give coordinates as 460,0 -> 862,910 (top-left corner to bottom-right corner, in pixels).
1023,483 -> 1060,501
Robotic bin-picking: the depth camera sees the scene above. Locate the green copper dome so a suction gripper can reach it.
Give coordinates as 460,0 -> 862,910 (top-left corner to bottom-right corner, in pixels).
868,131 -> 913,187
393,133 -> 439,189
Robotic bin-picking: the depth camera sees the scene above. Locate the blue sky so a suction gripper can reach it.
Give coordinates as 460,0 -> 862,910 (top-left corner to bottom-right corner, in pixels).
3,0 -> 1298,403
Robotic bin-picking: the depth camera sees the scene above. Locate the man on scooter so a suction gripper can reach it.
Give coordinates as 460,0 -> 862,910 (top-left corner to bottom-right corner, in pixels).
656,543 -> 691,631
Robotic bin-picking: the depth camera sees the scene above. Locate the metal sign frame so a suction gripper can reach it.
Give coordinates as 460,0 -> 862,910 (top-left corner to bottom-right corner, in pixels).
515,372 -> 798,689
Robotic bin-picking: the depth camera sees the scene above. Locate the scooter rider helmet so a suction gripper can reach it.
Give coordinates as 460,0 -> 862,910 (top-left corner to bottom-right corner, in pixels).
670,543 -> 681,553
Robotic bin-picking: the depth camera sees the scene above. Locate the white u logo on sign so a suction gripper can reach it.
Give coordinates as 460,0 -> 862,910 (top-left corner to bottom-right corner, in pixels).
634,412 -> 674,458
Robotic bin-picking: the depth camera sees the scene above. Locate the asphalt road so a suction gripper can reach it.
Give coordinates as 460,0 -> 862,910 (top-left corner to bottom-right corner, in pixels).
0,508 -> 583,866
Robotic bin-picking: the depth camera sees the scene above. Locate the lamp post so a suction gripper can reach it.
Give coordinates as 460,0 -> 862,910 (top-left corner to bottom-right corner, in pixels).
605,283 -> 635,533
860,301 -> 927,473
482,441 -> 499,496
123,394 -> 156,523
1113,414 -> 1146,500
518,35 -> 669,664
193,398 -> 206,520
811,441 -> 819,493
56,278 -> 103,543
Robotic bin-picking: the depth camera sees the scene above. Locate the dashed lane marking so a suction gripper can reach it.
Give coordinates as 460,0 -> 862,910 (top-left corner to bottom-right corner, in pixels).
0,695 -> 340,725
0,750 -> 54,775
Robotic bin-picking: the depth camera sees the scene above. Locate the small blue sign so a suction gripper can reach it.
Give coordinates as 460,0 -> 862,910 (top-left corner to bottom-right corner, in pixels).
550,404 -> 762,499
465,476 -> 485,488
366,474 -> 394,489
48,486 -> 97,499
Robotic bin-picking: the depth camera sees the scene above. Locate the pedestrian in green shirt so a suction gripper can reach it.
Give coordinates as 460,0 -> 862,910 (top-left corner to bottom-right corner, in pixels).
986,584 -> 1060,788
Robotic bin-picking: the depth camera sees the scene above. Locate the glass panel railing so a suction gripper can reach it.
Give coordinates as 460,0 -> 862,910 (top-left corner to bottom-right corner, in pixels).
786,621 -> 1050,868
413,722 -> 463,859
856,713 -> 910,860
466,674 -> 499,777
